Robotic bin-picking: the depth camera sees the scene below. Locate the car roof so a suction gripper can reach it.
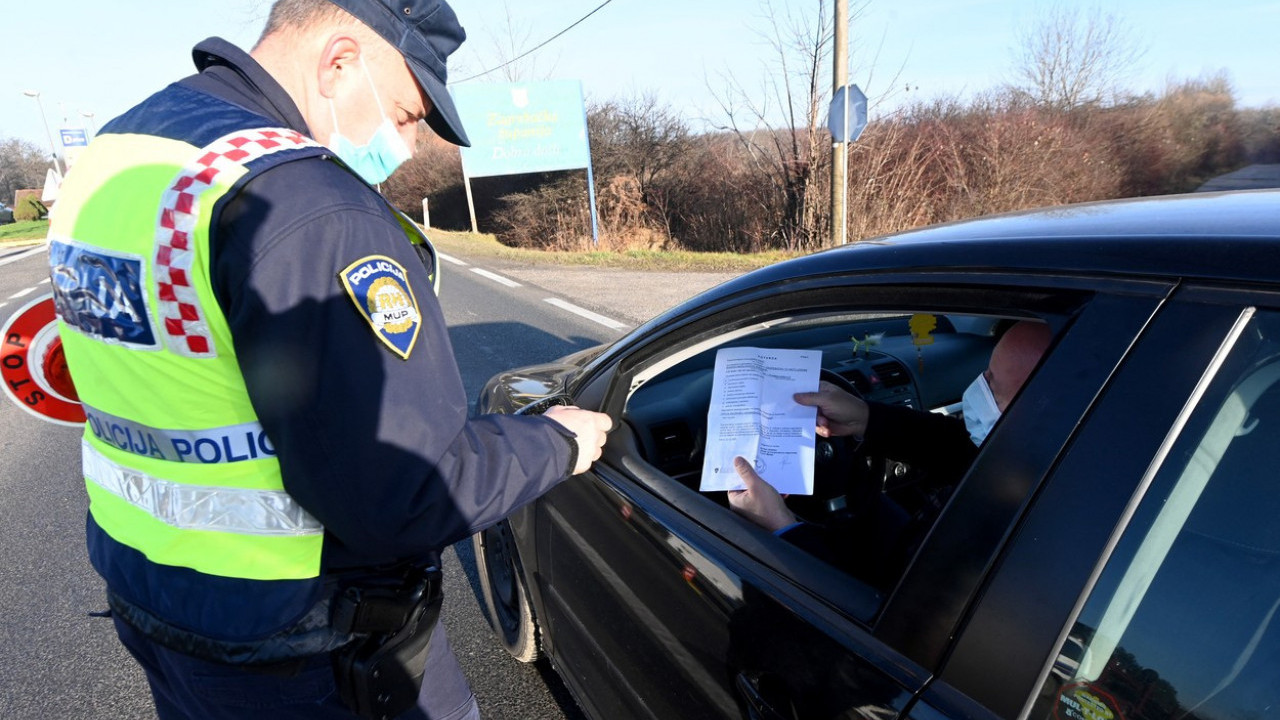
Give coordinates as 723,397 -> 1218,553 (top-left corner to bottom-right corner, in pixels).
749,189 -> 1280,289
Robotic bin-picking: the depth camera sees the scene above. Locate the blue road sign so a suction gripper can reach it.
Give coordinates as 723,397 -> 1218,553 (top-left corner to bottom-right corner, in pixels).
453,81 -> 592,178
827,85 -> 868,143
60,129 -> 88,148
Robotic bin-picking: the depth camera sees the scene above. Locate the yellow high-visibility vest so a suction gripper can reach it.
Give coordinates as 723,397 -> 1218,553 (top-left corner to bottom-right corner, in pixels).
51,127 -> 326,581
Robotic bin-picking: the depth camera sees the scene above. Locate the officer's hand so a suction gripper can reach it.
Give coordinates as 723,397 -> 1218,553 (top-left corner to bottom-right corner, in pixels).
544,405 -> 613,475
727,457 -> 797,532
794,381 -> 870,438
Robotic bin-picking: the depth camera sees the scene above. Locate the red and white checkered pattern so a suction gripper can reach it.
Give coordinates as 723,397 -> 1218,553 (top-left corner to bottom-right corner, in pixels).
155,128 -> 320,358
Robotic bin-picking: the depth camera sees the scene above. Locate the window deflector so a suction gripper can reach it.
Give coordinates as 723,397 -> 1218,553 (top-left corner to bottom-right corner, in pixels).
1019,306 -> 1258,720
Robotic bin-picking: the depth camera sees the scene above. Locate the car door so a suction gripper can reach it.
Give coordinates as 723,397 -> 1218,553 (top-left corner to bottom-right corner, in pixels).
915,286 -> 1280,720
530,274 -> 1170,720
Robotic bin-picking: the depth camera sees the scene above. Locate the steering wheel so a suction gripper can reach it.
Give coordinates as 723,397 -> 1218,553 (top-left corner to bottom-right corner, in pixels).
787,369 -> 878,524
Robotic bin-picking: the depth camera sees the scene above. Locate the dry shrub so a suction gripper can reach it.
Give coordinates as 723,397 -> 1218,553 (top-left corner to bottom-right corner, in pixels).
658,134 -> 784,254
1239,107 -> 1280,163
596,175 -> 669,251
844,118 -> 948,240
928,97 -> 1117,210
488,133 -> 788,253
1154,74 -> 1246,190
382,137 -> 463,225
950,106 -> 1121,211
689,127 -> 832,253
488,173 -> 672,251
1096,74 -> 1245,195
837,94 -> 1123,241
383,77 -> 1269,253
490,175 -> 591,250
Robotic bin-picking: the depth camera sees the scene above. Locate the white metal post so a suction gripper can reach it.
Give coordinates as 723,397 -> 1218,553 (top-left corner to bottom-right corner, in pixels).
23,90 -> 65,176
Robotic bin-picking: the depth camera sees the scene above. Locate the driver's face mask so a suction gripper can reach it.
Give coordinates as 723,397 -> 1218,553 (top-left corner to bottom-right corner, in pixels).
327,57 -> 413,186
961,372 -> 1001,446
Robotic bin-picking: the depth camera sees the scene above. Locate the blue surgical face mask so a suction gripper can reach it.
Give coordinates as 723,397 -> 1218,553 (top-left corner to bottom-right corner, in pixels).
961,372 -> 1001,446
328,58 -> 413,186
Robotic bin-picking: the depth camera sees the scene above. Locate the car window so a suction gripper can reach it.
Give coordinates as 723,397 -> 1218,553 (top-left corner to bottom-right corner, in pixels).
621,308 -> 1050,609
1033,307 -> 1280,720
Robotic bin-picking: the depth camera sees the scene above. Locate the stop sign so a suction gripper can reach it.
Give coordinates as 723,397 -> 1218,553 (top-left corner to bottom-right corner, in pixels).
1,294 -> 85,426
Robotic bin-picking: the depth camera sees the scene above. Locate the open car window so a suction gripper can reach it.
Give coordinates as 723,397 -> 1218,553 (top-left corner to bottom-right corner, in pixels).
619,307 -> 1057,611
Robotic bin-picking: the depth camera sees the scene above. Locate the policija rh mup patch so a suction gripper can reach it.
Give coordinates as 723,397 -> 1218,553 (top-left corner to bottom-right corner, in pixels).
339,255 -> 422,359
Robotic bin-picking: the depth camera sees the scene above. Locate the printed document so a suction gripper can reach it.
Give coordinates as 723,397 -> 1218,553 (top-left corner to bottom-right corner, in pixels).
699,347 -> 821,494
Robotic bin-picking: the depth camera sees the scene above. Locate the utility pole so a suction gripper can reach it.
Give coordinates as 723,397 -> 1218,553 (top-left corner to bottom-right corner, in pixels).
830,0 -> 849,246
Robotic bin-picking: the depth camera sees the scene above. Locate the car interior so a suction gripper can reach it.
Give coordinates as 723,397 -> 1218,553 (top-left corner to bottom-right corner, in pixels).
619,310 -> 1044,587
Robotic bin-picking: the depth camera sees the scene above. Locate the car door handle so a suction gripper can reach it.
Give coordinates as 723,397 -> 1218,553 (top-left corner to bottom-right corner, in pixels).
514,394 -> 573,416
735,672 -> 798,720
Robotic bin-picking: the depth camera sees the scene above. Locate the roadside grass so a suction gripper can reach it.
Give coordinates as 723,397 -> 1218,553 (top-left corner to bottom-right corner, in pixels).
0,220 -> 49,244
425,229 -> 798,272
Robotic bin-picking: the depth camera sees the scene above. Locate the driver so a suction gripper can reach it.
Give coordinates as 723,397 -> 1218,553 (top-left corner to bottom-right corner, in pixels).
727,320 -> 1052,586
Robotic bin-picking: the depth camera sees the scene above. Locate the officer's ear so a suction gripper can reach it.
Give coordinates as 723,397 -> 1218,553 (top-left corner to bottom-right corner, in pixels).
317,34 -> 363,100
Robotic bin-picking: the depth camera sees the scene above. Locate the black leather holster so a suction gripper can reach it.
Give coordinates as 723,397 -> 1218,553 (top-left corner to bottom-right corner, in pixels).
331,564 -> 444,720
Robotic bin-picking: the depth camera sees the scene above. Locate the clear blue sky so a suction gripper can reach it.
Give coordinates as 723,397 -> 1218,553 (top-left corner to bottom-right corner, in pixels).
4,0 -> 1278,153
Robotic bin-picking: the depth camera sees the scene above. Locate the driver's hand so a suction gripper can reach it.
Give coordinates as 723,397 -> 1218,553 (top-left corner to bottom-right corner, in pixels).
794,381 -> 870,438
544,405 -> 613,475
728,457 -> 798,533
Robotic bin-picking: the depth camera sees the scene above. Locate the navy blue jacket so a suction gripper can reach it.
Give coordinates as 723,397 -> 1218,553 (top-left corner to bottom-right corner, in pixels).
83,37 -> 578,656
175,39 -> 577,569
779,402 -> 976,589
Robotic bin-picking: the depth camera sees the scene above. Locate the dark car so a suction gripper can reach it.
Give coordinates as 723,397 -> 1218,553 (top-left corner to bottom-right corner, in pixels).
472,189 -> 1280,720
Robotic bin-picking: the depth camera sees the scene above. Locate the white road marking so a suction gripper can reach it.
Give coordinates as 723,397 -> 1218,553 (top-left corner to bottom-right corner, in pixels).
8,287 -> 35,300
0,245 -> 45,267
470,268 -> 521,287
543,298 -> 628,331
453,253 -> 629,331
38,277 -> 49,284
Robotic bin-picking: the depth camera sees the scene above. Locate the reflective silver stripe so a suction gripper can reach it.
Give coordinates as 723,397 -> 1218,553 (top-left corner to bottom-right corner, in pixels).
81,403 -> 274,464
83,441 -> 322,536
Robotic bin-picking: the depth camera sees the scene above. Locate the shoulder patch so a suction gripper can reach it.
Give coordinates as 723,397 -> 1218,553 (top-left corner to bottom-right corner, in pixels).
339,255 -> 422,359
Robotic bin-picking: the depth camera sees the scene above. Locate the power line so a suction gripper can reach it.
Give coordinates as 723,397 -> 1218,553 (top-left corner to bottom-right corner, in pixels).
455,0 -> 616,83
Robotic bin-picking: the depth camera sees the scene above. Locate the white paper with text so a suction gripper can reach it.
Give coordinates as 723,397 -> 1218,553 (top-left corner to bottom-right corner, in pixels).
699,347 -> 821,494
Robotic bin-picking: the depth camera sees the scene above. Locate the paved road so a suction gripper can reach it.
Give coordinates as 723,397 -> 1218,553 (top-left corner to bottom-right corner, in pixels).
1195,163 -> 1280,192
0,244 -> 147,719
0,239 -> 737,719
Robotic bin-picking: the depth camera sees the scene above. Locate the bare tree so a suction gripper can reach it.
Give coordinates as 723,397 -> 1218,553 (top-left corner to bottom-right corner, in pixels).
587,93 -> 691,237
382,136 -> 464,224
709,0 -> 839,251
0,137 -> 50,207
1010,5 -> 1145,111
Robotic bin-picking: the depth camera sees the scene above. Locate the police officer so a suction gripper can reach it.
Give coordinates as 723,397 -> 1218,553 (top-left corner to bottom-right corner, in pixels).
47,1 -> 611,718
